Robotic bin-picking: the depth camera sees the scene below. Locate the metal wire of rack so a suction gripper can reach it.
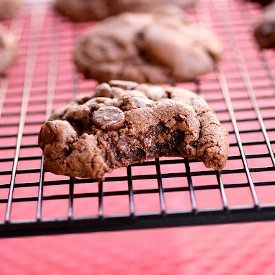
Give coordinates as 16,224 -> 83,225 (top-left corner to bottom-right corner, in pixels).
0,0 -> 275,238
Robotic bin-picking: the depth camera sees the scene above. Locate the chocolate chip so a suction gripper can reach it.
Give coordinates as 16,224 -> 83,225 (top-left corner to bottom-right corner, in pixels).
38,122 -> 57,149
109,80 -> 138,90
259,23 -> 274,36
178,114 -> 186,121
135,31 -> 145,48
132,96 -> 155,108
64,105 -> 90,121
137,84 -> 167,101
92,106 -> 125,130
95,83 -> 112,97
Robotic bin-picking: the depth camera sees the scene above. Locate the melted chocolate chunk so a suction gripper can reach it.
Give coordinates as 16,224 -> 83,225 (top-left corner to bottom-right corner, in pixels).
92,106 -> 125,131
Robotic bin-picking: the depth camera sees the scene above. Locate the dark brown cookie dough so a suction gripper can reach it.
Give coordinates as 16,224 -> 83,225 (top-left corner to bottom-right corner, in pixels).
54,0 -> 197,22
74,12 -> 222,84
254,2 -> 275,48
0,0 -> 21,20
0,26 -> 18,75
39,81 -> 229,179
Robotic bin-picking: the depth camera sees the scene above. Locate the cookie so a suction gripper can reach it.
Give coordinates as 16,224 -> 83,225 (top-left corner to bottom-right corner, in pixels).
54,0 -> 197,22
0,26 -> 18,75
0,0 -> 21,20
39,81 -> 229,179
254,2 -> 275,48
74,12 -> 222,84
248,0 -> 274,6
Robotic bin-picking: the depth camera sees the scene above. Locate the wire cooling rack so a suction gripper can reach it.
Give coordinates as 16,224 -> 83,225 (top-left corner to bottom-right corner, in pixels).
0,0 -> 275,238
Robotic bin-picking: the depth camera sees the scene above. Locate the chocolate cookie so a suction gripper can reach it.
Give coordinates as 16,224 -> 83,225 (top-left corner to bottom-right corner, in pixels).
0,0 -> 21,20
74,12 -> 222,84
254,2 -> 275,48
0,26 -> 18,75
248,0 -> 274,6
54,0 -> 197,22
39,81 -> 229,179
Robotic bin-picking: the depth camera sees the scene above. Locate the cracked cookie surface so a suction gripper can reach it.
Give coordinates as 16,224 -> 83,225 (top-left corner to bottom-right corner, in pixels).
54,0 -> 197,22
39,81 -> 229,179
74,11 -> 222,84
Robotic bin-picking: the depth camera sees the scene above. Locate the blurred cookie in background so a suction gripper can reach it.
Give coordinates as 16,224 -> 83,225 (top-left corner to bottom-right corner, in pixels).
0,0 -> 21,20
248,0 -> 274,6
0,26 -> 18,75
54,0 -> 198,22
54,0 -> 109,22
254,2 -> 275,48
74,10 -> 222,83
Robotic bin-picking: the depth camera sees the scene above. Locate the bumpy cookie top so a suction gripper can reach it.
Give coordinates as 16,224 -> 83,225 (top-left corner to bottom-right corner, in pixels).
54,0 -> 197,22
74,11 -> 222,84
39,81 -> 229,179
